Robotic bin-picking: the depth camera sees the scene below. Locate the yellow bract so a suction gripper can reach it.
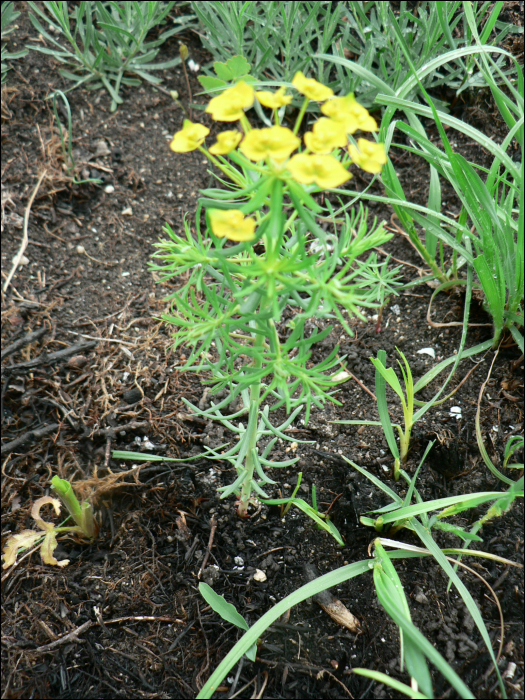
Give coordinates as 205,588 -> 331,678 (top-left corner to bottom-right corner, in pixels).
205,81 -> 255,121
304,117 -> 348,154
256,87 -> 292,109
240,126 -> 300,162
292,71 -> 333,101
287,154 -> 351,189
321,94 -> 378,134
209,209 -> 257,242
170,120 -> 210,152
209,130 -> 242,155
348,139 -> 387,174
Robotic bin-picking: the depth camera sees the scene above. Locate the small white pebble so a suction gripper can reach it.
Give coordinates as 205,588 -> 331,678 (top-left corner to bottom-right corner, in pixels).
121,271 -> 130,277
253,569 -> 267,582
14,254 -> 29,265
121,206 -> 133,216
234,556 -> 244,567
104,184 -> 115,193
76,245 -> 85,254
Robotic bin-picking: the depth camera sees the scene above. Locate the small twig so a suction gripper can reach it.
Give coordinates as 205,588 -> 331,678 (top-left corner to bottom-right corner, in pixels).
26,620 -> 92,655
3,170 -> 46,293
104,436 -> 112,470
304,563 -> 360,633
338,363 -> 377,401
1,423 -> 59,456
426,289 -> 492,328
374,245 -> 427,273
1,340 -> 97,377
88,420 -> 149,438
66,331 -> 136,347
198,514 -> 217,579
180,54 -> 193,120
1,327 -> 47,360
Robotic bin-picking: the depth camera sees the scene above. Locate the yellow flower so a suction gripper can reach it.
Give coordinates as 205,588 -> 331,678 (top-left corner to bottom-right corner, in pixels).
170,120 -> 210,152
303,117 -> 348,154
292,71 -> 333,101
321,94 -> 378,134
287,154 -> 351,189
205,81 -> 255,121
208,209 -> 256,242
348,139 -> 387,174
209,130 -> 242,155
240,125 -> 300,162
256,87 -> 292,109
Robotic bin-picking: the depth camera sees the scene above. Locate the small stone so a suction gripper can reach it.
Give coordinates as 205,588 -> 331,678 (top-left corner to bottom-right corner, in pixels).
121,207 -> 133,216
414,590 -> 429,605
122,388 -> 142,404
104,184 -> 115,194
14,255 -> 29,265
332,370 -> 350,382
253,569 -> 267,582
76,245 -> 85,254
94,139 -> 111,157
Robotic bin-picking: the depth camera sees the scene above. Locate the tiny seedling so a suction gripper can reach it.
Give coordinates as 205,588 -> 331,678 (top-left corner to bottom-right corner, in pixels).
261,474 -> 344,545
199,582 -> 257,661
2,476 -> 95,569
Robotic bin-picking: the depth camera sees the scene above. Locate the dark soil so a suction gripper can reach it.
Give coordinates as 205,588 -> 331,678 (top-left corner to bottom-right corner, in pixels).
2,3 -> 523,699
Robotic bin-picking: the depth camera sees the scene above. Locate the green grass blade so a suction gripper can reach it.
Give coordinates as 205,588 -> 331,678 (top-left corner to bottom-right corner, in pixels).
411,520 -> 505,697
197,559 -> 371,698
373,350 -> 400,461
352,669 -> 427,699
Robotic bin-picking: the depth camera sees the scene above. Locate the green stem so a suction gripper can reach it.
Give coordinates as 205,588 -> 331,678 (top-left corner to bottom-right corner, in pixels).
198,146 -> 246,188
293,96 -> 310,135
237,329 -> 264,516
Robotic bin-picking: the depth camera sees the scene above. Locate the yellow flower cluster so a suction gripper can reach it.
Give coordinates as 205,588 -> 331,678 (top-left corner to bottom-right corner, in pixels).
169,73 -> 387,241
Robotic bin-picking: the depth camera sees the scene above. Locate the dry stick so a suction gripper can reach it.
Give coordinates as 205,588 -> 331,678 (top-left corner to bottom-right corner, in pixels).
426,287 -> 492,328
1,340 -> 97,376
1,423 -> 59,457
198,514 -> 218,579
3,170 -> 47,294
337,361 -> 376,401
26,620 -> 92,655
1,327 -> 48,360
180,56 -> 193,120
66,330 -> 136,347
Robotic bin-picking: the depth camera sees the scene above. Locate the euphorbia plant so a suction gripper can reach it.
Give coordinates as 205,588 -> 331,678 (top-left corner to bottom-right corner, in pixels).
151,73 -> 392,521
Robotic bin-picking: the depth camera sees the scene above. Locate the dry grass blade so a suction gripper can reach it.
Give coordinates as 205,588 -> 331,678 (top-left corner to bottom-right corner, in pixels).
2,170 -> 46,294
